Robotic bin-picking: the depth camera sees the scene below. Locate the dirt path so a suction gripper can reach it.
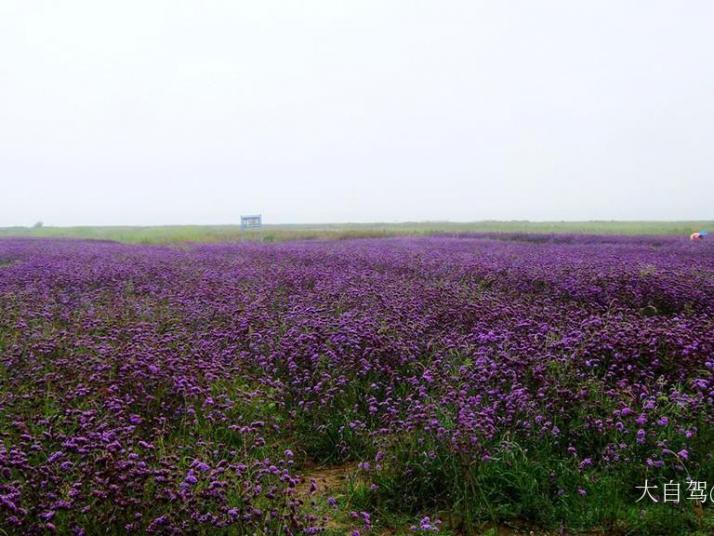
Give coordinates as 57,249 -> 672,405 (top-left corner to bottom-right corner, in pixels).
296,462 -> 356,499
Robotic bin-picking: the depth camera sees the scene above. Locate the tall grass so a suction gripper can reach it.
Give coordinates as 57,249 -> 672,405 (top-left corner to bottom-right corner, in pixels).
1,220 -> 712,243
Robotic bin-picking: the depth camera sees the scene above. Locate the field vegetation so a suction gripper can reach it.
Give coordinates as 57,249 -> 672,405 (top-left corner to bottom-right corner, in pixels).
0,233 -> 712,534
1,220 -> 712,244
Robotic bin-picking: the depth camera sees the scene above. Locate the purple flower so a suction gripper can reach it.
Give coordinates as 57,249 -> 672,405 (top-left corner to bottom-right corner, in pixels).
184,470 -> 198,485
192,460 -> 211,472
411,516 -> 442,532
47,451 -> 64,463
2,234 -> 711,534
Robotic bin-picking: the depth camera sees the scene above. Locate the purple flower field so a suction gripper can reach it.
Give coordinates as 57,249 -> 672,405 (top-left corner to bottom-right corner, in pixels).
0,235 -> 712,535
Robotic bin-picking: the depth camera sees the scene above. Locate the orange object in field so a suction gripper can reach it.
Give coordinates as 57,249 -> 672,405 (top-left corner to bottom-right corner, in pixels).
690,232 -> 702,240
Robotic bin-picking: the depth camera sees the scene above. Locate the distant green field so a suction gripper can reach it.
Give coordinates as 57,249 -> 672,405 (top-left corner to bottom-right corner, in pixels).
0,221 -> 711,244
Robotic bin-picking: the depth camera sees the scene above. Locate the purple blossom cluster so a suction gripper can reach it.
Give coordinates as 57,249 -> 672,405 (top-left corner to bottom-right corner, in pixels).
0,235 -> 712,533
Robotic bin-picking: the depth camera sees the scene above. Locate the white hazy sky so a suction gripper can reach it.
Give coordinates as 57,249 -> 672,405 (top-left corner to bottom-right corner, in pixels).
1,1 -> 713,226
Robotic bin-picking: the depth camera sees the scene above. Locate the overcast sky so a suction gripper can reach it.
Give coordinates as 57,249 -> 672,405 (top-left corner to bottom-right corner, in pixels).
1,1 -> 713,226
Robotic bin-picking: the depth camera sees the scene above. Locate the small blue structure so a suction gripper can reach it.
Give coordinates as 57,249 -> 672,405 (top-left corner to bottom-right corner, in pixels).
241,214 -> 262,230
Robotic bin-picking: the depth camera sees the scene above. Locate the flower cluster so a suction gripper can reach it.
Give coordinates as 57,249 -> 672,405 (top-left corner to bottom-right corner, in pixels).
0,234 -> 712,533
